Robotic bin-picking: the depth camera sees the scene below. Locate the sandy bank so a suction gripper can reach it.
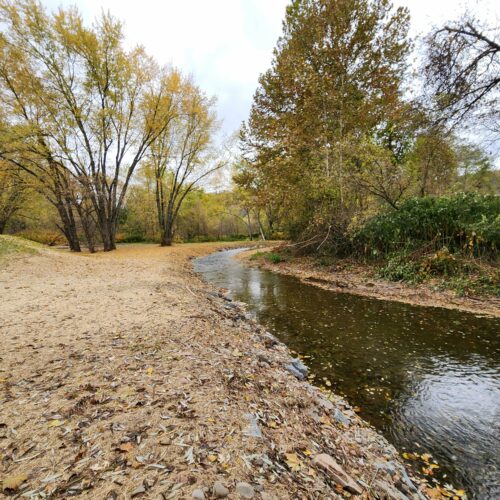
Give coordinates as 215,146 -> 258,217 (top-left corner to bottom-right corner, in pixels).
0,242 -> 431,499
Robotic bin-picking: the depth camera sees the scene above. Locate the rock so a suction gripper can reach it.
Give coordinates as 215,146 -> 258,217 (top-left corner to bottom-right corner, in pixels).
376,460 -> 397,476
243,413 -> 263,438
192,489 -> 205,499
312,453 -> 363,495
395,465 -> 426,499
374,479 -> 409,500
262,332 -> 279,348
286,358 -> 308,380
332,408 -> 351,427
315,396 -> 334,412
131,485 -> 146,497
257,353 -> 271,364
213,481 -> 229,498
236,481 -> 255,499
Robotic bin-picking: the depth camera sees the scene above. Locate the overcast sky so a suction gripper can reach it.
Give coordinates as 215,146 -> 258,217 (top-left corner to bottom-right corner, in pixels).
43,0 -> 498,138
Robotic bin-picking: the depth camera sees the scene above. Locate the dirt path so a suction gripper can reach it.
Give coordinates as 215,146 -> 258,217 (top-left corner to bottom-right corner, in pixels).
0,243 -> 428,499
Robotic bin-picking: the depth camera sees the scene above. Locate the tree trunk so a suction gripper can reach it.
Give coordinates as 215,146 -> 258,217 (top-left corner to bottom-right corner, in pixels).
160,213 -> 174,246
246,211 -> 253,240
54,200 -> 81,252
256,210 -> 266,240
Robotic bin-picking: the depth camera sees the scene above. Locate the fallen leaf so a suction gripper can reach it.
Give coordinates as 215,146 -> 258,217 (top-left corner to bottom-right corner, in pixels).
207,454 -> 217,462
285,453 -> 303,471
2,474 -> 28,491
48,419 -> 64,427
319,415 -> 331,426
118,442 -> 134,452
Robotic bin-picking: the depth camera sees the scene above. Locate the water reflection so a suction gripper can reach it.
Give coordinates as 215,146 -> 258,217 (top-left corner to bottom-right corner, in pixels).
194,249 -> 500,498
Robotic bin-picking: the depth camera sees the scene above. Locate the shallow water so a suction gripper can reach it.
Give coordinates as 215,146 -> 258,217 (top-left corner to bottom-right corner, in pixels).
194,248 -> 500,499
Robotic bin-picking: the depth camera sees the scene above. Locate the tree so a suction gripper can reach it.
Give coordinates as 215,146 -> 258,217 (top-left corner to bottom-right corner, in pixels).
241,0 -> 411,246
150,77 -> 222,246
454,143 -> 494,193
348,140 -> 410,209
0,0 -> 177,250
425,15 -> 500,129
0,160 -> 25,233
408,131 -> 457,197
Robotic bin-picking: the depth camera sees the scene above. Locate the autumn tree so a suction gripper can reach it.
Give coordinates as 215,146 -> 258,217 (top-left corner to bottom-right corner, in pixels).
408,130 -> 457,197
425,15 -> 500,130
149,76 -> 222,246
0,0 -> 178,250
0,159 -> 25,233
242,0 -> 411,247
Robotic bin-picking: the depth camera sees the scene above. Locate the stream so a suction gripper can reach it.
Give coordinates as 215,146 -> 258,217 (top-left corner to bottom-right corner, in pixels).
194,248 -> 500,499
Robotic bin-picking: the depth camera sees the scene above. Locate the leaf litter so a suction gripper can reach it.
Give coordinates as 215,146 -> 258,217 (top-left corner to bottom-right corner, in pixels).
0,243 -> 445,498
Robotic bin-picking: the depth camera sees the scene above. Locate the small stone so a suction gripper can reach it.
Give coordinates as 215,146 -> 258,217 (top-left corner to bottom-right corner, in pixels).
131,485 -> 146,497
192,489 -> 205,499
243,413 -> 263,438
285,358 -> 308,379
236,481 -> 255,499
313,453 -> 363,495
213,481 -> 229,498
332,408 -> 351,427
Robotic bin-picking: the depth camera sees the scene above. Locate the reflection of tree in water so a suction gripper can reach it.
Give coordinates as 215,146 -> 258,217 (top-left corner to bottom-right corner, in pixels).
196,250 -> 500,497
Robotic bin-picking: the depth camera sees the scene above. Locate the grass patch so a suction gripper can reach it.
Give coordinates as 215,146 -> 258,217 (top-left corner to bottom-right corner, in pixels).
250,250 -> 287,264
0,235 -> 38,260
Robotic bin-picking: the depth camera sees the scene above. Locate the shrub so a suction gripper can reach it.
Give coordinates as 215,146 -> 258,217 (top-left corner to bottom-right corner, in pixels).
16,229 -> 65,246
266,252 -> 286,263
355,193 -> 499,260
377,254 -> 422,283
421,247 -> 459,276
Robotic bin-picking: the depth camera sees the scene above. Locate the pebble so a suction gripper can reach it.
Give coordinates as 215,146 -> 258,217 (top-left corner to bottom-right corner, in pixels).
130,485 -> 146,497
285,358 -> 309,379
236,482 -> 255,499
243,413 -> 263,438
213,481 -> 230,498
192,489 -> 205,499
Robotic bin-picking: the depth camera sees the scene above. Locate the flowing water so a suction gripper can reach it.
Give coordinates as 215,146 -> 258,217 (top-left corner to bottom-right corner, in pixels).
194,248 -> 500,499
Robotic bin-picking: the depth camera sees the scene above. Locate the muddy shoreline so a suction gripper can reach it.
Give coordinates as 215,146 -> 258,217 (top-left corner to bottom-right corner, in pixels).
237,248 -> 499,318
1,241 -> 435,498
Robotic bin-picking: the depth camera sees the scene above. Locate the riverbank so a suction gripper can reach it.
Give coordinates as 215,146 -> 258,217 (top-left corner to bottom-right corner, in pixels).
0,239 -> 434,499
239,248 -> 500,318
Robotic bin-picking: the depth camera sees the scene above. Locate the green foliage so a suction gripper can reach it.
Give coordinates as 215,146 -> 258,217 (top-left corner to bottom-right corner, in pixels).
265,252 -> 287,264
250,251 -> 287,264
376,254 -> 423,284
356,193 -> 499,259
0,235 -> 37,259
445,273 -> 500,298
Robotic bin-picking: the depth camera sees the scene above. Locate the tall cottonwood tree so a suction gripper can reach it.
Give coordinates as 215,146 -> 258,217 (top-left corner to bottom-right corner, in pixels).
149,77 -> 221,246
425,15 -> 500,129
241,0 -> 411,244
0,0 -> 179,250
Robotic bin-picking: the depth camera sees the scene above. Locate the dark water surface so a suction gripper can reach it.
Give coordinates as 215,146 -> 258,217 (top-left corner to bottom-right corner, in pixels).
194,248 -> 500,499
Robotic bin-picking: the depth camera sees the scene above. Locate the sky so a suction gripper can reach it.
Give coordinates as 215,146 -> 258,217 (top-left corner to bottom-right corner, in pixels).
43,0 -> 499,139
